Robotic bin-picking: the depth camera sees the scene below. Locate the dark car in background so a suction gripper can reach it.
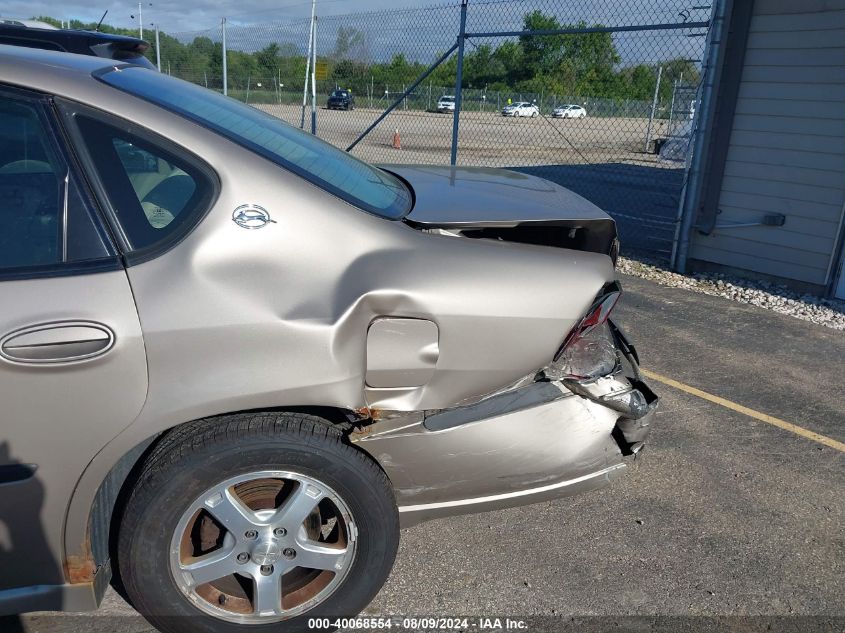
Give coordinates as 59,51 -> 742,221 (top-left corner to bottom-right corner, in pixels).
327,88 -> 354,110
0,21 -> 155,68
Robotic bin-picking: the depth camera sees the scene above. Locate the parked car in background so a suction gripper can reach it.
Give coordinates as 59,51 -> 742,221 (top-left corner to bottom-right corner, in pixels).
553,104 -> 587,119
0,46 -> 658,632
0,20 -> 155,68
502,101 -> 539,117
327,88 -> 354,110
437,94 -> 455,112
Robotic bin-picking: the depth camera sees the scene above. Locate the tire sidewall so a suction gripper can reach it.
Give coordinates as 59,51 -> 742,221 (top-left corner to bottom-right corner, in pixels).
121,430 -> 397,633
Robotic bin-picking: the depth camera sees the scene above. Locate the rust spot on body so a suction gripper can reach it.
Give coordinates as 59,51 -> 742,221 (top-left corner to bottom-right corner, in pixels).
354,406 -> 383,421
64,534 -> 97,583
65,555 -> 97,583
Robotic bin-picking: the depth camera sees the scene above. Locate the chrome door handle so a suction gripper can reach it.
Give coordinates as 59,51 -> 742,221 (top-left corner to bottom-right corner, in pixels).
0,321 -> 115,364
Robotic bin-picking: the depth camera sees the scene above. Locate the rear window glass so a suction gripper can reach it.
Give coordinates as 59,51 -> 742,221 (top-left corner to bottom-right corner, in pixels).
97,66 -> 412,220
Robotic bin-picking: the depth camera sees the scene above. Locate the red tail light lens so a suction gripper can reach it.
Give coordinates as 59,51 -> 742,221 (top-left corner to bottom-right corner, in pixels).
555,282 -> 621,362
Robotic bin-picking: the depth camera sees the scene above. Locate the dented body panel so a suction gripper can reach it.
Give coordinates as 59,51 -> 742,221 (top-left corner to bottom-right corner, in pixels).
352,331 -> 657,526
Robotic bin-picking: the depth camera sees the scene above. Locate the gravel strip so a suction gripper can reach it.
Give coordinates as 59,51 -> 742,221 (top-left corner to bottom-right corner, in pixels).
617,256 -> 845,331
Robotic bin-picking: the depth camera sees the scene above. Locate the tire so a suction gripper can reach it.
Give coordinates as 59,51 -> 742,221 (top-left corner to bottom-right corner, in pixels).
115,412 -> 399,633
531,111 -> 538,118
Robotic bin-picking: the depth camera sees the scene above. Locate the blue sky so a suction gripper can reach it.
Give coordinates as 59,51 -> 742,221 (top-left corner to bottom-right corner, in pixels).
3,0 -> 710,36
2,0 -> 709,66
3,0 -> 454,32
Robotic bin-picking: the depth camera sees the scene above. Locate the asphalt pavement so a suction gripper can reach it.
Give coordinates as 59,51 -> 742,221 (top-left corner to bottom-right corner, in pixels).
7,273 -> 844,633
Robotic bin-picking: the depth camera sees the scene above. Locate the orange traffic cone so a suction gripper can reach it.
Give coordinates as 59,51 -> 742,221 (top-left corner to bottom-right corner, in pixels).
392,129 -> 401,150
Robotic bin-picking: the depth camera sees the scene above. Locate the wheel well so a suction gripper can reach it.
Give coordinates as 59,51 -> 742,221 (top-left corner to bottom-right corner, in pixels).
85,405 -> 366,592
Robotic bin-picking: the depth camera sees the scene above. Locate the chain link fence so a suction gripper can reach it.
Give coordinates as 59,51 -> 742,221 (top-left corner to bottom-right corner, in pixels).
155,0 -> 711,258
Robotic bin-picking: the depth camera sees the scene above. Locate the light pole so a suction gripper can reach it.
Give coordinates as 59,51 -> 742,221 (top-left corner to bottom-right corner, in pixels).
130,3 -> 152,39
154,23 -> 161,71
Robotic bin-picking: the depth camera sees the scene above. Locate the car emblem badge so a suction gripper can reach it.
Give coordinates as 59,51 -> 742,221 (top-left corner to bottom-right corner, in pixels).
232,204 -> 276,229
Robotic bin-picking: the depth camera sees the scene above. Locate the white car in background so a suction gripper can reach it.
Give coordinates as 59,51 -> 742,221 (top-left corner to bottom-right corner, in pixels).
501,102 -> 539,117
553,104 -> 587,119
437,95 -> 455,113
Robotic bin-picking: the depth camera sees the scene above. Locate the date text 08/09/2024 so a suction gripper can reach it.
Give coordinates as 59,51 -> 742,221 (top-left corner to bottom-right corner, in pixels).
307,618 -> 530,630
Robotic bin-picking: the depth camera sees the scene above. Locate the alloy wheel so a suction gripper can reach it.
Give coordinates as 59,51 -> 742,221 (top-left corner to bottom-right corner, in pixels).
169,470 -> 357,624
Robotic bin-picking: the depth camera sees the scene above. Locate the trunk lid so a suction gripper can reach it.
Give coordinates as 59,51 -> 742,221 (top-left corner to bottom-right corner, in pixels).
382,164 -> 618,259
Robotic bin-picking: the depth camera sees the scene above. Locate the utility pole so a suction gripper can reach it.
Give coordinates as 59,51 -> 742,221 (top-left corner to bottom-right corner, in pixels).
139,3 -> 143,38
155,24 -> 161,71
301,0 -> 316,129
222,17 -> 228,96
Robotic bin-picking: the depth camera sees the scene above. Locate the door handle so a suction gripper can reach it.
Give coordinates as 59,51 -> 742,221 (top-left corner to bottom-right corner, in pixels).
0,321 -> 115,364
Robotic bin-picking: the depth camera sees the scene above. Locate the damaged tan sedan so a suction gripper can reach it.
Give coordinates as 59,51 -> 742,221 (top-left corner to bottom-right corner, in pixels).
0,46 -> 658,631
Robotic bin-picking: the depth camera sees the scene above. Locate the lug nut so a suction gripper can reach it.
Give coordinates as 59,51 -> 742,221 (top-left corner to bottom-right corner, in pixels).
283,548 -> 296,560
236,552 -> 249,564
260,564 -> 273,575
244,530 -> 258,539
273,527 -> 287,537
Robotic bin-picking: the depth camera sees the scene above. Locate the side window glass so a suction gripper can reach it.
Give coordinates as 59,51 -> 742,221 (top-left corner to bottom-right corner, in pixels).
0,92 -> 112,273
0,97 -> 61,268
71,115 -> 211,253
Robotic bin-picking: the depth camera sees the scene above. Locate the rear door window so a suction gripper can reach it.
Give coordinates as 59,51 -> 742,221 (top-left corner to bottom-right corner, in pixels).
0,87 -> 115,277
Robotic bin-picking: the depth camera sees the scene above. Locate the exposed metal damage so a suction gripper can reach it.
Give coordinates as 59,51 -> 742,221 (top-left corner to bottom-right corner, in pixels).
350,319 -> 658,526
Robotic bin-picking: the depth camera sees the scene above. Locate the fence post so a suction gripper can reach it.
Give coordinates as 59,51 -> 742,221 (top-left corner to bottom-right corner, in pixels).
672,0 -> 729,273
450,0 -> 468,166
644,65 -> 662,153
221,17 -> 228,96
155,25 -> 161,72
301,0 -> 316,129
311,15 -> 317,135
668,78 -> 677,132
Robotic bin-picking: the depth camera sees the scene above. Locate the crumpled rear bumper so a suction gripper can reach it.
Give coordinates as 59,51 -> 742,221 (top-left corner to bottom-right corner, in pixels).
351,320 -> 658,527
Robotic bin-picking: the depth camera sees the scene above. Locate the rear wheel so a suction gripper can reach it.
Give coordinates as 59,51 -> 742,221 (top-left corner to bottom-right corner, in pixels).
115,412 -> 399,633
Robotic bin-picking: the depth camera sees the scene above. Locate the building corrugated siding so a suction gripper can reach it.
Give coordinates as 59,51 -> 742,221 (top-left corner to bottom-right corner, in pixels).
689,0 -> 845,286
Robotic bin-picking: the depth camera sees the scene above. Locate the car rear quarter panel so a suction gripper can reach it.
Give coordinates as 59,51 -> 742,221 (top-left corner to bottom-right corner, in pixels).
19,70 -> 614,568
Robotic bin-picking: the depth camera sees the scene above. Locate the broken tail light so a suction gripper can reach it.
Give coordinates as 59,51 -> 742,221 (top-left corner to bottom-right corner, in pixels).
546,282 -> 622,380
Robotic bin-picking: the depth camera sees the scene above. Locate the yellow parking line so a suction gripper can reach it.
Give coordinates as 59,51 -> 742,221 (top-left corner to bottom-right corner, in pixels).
640,368 -> 845,453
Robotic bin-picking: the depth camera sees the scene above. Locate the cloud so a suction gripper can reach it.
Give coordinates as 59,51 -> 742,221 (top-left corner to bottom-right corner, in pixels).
1,0 -> 428,33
